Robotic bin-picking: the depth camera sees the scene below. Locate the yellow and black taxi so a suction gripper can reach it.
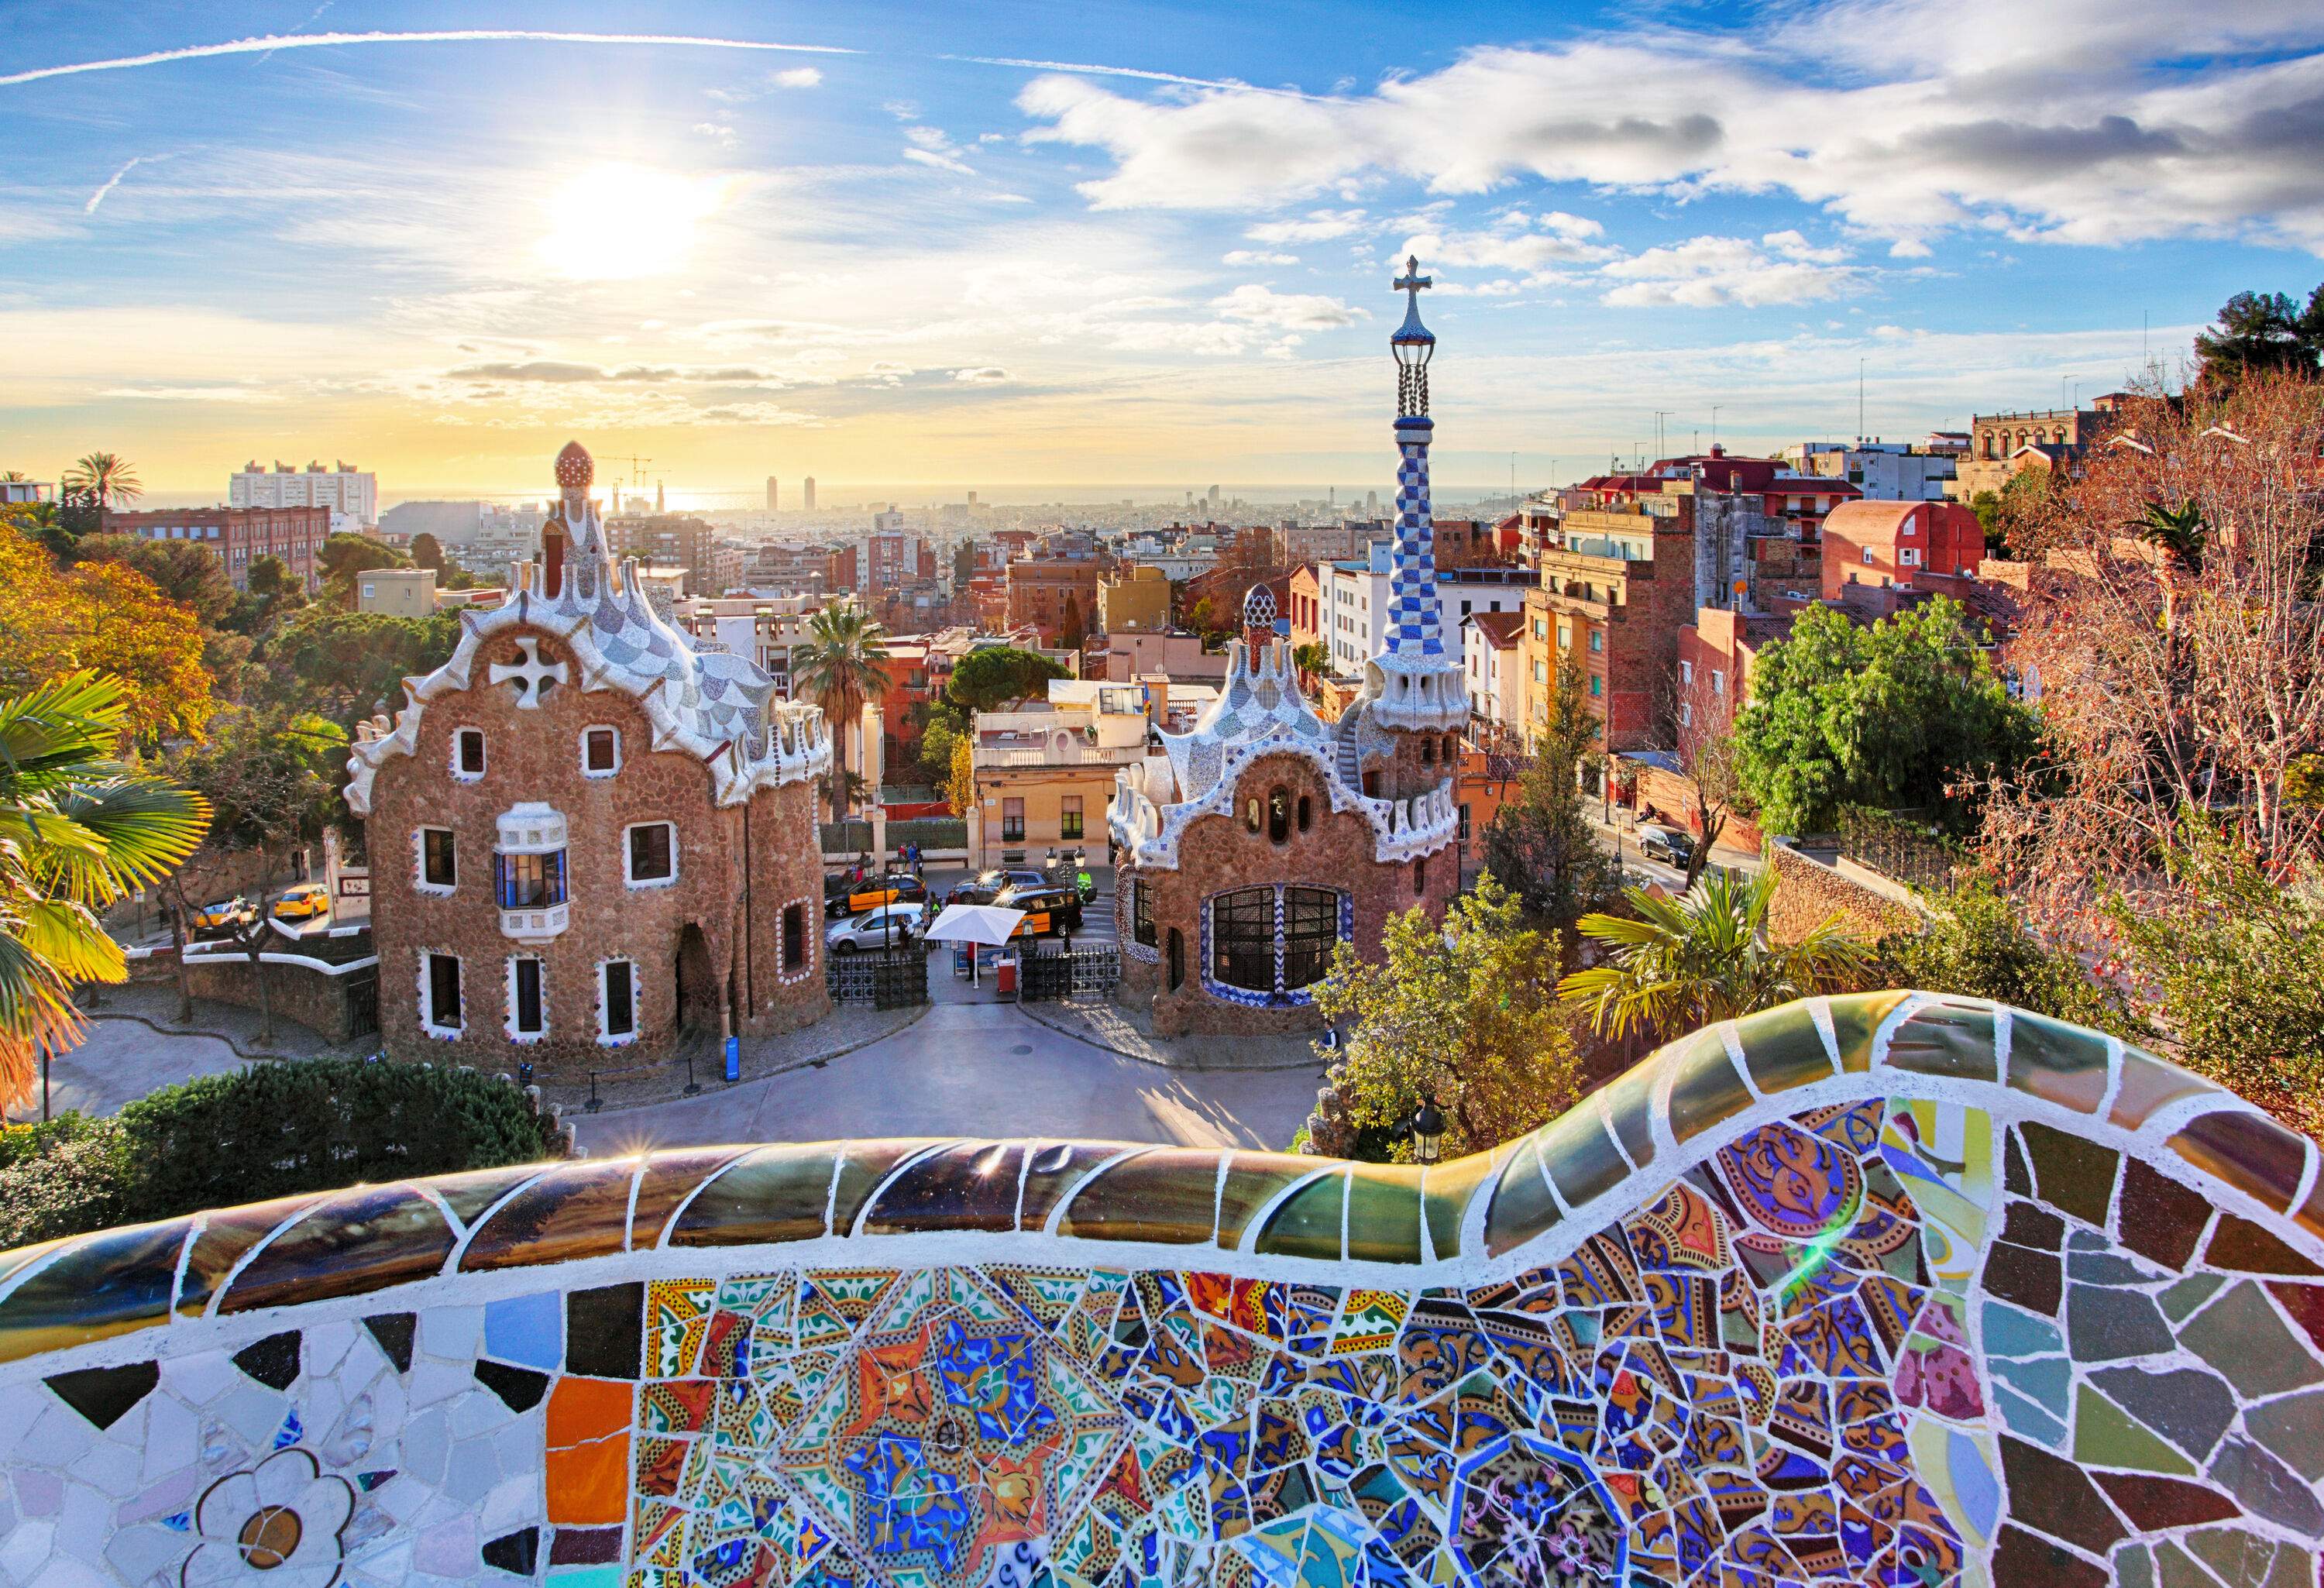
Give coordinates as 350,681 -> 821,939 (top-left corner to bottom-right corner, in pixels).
270,882 -> 331,922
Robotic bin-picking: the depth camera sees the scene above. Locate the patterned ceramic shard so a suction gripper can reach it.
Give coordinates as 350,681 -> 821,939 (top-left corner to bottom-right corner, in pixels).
1,992 -> 2320,1588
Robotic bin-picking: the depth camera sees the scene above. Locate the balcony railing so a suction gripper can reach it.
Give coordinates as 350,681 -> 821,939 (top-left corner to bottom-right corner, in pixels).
500,902 -> 569,940
974,743 -> 1147,769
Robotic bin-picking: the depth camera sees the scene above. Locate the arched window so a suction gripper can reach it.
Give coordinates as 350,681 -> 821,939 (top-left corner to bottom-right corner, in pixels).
1296,794 -> 1312,833
1420,737 -> 1435,765
1167,928 -> 1184,991
1414,858 -> 1428,897
1212,887 -> 1275,991
1267,786 -> 1290,843
1443,734 -> 1459,762
1244,797 -> 1262,835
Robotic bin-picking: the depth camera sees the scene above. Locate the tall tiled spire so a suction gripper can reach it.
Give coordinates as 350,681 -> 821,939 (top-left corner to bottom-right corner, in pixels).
1363,256 -> 1469,731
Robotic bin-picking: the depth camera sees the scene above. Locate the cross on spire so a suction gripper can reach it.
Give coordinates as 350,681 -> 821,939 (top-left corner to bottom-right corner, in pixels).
1394,254 -> 1432,310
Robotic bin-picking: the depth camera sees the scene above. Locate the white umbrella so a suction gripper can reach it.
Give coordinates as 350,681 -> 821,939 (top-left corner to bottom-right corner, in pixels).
923,904 -> 1026,985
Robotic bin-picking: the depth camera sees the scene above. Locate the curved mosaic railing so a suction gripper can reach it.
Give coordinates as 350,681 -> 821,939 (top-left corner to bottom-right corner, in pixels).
5,992 -> 2321,1587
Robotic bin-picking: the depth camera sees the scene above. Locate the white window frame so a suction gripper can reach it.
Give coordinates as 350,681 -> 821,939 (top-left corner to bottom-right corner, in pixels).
1711,670 -> 1726,699
596,957 -> 641,1046
1862,546 -> 1876,564
451,727 -> 486,782
623,820 -> 679,889
776,895 -> 817,985
1679,659 -> 1694,686
415,827 -> 457,896
580,725 -> 622,779
505,955 -> 547,1043
1899,546 -> 1923,567
419,950 -> 464,1038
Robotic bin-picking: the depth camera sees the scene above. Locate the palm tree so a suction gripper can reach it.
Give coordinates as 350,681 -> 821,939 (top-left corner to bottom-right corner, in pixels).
1291,641 -> 1330,681
61,452 -> 141,508
0,672 -> 210,1109
789,600 -> 890,820
0,471 -> 27,483
1556,867 -> 1868,1041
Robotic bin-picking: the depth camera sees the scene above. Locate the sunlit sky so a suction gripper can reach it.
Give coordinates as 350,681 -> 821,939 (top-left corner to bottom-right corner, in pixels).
3,1 -> 2321,504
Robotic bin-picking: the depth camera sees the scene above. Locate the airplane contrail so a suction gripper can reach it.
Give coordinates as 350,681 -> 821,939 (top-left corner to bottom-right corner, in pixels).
943,54 -> 1285,93
0,30 -> 854,88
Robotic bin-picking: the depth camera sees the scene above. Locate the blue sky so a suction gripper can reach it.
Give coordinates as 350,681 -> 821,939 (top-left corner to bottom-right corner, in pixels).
3,0 -> 2321,502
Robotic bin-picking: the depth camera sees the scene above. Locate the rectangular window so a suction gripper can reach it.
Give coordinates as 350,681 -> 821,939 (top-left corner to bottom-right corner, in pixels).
1059,796 -> 1084,840
495,849 -> 567,909
1680,659 -> 1694,685
421,828 -> 457,889
511,958 -> 544,1036
1711,670 -> 1726,698
602,960 -> 636,1040
1002,798 -> 1025,841
627,822 -> 676,885
1589,674 -> 1604,698
425,952 -> 462,1032
583,727 -> 619,774
1681,700 -> 1693,727
1589,630 -> 1604,653
1863,546 -> 1876,563
782,902 -> 808,973
1557,621 -> 1572,648
456,728 -> 486,775
1133,878 -> 1156,947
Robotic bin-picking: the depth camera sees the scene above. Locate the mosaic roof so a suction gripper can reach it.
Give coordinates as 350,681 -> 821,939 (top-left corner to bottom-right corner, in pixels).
345,443 -> 830,813
5,993 -> 2321,1588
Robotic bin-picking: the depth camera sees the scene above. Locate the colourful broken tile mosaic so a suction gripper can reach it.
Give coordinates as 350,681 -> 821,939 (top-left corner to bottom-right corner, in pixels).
0,993 -> 2319,1586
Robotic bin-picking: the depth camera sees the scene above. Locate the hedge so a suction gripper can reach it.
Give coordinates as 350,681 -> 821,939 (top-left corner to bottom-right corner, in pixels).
0,1057 -> 562,1250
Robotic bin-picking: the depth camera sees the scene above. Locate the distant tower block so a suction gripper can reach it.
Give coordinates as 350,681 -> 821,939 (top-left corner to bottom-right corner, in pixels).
766,476 -> 779,513
804,476 -> 817,512
655,479 -> 665,513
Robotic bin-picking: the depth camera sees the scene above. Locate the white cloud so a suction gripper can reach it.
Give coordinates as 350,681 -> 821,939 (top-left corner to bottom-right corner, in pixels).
1223,249 -> 1299,265
99,384 -> 281,402
1598,235 -> 1865,308
1208,284 -> 1365,329
902,125 -> 975,176
952,366 -> 1010,383
1243,209 -> 1367,243
771,66 -> 823,89
1015,8 -> 2324,252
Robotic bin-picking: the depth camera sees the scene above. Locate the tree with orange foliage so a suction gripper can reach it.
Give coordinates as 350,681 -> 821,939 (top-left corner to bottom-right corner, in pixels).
0,524 -> 215,745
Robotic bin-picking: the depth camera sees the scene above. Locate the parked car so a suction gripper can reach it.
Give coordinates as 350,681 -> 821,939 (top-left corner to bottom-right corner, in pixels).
993,883 -> 1084,935
826,902 -> 925,953
946,868 -> 1046,907
1635,824 -> 1693,868
189,895 -> 256,935
270,882 -> 331,922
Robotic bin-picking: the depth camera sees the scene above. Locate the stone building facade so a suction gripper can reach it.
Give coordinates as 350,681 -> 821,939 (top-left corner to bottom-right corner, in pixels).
346,443 -> 833,1072
1109,260 -> 1465,1036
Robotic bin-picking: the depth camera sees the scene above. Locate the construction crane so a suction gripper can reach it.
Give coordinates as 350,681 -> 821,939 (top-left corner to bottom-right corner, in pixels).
610,454 -> 653,486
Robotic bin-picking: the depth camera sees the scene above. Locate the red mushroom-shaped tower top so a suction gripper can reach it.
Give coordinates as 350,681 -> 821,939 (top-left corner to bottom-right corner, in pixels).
554,440 -> 593,490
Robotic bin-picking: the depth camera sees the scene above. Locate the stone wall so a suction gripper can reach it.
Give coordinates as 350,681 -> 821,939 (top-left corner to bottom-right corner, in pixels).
1766,835 -> 1924,942
5,994 -> 2320,1588
181,951 -> 370,1045
366,624 -> 828,1078
1118,748 -> 1456,1036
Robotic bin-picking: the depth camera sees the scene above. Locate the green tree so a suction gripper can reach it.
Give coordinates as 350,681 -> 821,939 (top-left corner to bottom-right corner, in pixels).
1875,877 -> 2142,1037
257,608 -> 464,723
1059,592 -> 1086,651
947,732 -> 975,818
1291,641 -> 1329,679
59,452 -> 141,508
68,533 -> 237,627
410,531 -> 445,571
1304,875 -> 1582,1161
1187,596 -> 1226,642
0,673 -> 210,1107
790,600 -> 891,819
318,532 -> 410,606
1559,868 -> 1870,1041
918,714 -> 961,789
1733,598 -> 2041,837
941,644 -> 1067,715
1479,657 -> 1621,935
2108,823 -> 2324,1137
2193,284 -> 2324,390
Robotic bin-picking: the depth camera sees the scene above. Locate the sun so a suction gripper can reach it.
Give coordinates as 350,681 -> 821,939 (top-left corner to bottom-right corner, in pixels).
536,163 -> 725,280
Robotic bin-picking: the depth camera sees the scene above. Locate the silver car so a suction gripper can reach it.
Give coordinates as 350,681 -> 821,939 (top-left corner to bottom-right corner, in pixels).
825,902 -> 924,953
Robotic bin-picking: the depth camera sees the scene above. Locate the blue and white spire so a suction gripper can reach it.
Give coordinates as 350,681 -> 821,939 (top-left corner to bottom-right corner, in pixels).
1363,255 -> 1470,731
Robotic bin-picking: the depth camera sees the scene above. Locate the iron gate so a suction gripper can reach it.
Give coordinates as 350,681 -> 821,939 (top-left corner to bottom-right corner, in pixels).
1019,947 -> 1121,1002
825,947 -> 929,1009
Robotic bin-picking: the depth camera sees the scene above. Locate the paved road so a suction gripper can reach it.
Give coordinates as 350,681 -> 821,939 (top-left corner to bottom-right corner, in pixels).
573,999 -> 1322,1157
14,1017 -> 246,1121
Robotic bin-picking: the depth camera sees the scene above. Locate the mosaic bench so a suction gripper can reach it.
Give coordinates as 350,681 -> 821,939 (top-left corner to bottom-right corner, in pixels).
2,990 -> 2319,1588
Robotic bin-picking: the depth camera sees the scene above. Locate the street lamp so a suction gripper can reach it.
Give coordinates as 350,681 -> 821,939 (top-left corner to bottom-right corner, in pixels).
1410,1098 -> 1446,1166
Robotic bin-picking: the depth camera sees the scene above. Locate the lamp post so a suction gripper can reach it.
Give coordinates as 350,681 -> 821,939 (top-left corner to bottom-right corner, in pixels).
1410,1098 -> 1445,1166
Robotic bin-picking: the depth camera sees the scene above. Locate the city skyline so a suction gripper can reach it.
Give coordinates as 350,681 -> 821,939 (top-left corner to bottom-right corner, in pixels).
4,0 -> 2320,494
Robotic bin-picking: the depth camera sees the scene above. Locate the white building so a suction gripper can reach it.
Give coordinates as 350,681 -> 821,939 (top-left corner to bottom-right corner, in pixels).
231,460 -> 378,526
1319,544 -> 1533,679
1783,442 -> 1955,502
1461,610 -> 1524,740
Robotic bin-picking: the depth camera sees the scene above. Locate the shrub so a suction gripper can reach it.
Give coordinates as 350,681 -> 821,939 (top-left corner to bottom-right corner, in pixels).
0,1057 -> 561,1249
1875,878 -> 2144,1040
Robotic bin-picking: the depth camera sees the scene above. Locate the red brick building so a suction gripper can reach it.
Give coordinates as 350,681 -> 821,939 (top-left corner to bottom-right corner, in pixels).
345,444 -> 834,1073
1821,500 -> 1986,602
101,504 -> 331,591
1006,555 -> 1103,643
1523,507 -> 1697,751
